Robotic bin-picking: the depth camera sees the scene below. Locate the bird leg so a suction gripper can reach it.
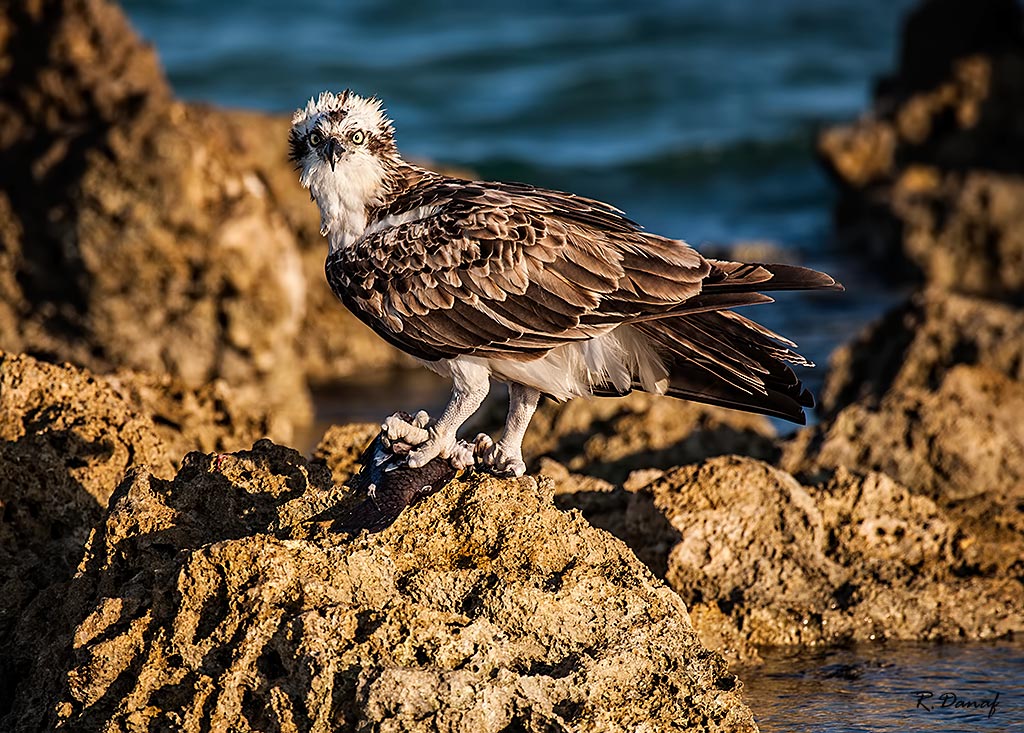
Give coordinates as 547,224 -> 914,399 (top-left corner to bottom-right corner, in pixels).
382,361 -> 491,470
476,383 -> 540,477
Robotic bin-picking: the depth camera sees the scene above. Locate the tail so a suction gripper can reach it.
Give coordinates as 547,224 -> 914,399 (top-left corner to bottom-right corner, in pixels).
603,261 -> 843,423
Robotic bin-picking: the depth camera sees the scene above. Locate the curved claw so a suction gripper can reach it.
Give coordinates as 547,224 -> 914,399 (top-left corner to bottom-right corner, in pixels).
475,434 -> 527,477
406,427 -> 457,469
382,412 -> 431,450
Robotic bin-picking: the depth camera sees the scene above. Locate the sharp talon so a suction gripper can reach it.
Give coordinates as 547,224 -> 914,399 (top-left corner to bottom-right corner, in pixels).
473,433 -> 494,458
449,440 -> 475,471
476,440 -> 527,478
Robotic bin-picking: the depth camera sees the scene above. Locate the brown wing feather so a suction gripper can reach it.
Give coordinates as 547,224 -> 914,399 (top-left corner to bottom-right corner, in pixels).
326,178 -> 710,361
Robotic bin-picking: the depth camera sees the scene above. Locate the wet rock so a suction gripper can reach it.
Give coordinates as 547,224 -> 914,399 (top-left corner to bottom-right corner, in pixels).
524,392 -> 777,483
819,288 -> 1024,414
620,457 -> 1022,660
3,441 -> 758,733
817,0 -> 1024,296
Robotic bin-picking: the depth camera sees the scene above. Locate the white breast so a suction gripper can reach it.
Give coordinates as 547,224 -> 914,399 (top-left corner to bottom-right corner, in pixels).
304,154 -> 388,251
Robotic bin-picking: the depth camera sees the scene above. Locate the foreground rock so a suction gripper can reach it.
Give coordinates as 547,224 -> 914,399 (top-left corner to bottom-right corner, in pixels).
4,441 -> 757,733
818,0 -> 1024,297
0,351 -> 169,709
0,351 -> 277,711
605,457 -> 1022,663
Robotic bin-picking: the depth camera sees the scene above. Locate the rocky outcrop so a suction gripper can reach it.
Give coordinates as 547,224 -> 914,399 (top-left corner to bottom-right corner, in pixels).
524,392 -> 777,483
100,368 -> 284,463
789,287 -> 1024,544
0,0 -> 437,443
818,0 -> 1024,298
0,351 -> 171,711
0,0 -> 312,435
0,351 -> 283,712
3,440 -> 757,733
818,288 -> 1024,414
601,457 -> 1022,663
783,364 -> 1024,538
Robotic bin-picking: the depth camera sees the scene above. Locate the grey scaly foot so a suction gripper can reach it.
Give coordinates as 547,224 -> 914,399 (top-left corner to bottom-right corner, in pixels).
381,410 -> 474,471
473,433 -> 528,477
381,410 -> 431,451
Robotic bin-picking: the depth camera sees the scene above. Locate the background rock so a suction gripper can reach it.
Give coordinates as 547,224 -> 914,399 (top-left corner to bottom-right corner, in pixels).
524,392 -> 777,483
100,368 -> 282,462
3,440 -> 758,733
782,365 -> 1024,541
817,0 -> 1024,297
617,457 -> 1022,662
0,0 -> 311,436
0,0 -> 451,443
819,288 -> 1024,414
790,288 -> 1024,547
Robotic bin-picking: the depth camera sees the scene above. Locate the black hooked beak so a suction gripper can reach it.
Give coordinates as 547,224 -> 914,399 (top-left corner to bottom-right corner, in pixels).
325,137 -> 343,171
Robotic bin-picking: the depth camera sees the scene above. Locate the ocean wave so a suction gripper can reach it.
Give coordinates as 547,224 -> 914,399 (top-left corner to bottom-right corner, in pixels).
463,131 -> 819,186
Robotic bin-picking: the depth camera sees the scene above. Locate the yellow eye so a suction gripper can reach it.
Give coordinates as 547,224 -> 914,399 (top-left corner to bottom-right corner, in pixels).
351,130 -> 365,145
308,131 -> 324,146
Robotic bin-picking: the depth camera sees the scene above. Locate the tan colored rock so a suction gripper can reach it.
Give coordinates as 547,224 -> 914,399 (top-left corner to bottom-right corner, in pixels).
4,440 -> 758,733
0,351 -> 172,707
0,350 -> 292,713
817,0 -> 1024,296
894,172 -> 1024,299
100,369 -> 279,461
0,0 -> 312,436
621,457 -> 1022,660
783,365 -> 1024,539
525,392 -> 776,483
820,289 -> 1024,414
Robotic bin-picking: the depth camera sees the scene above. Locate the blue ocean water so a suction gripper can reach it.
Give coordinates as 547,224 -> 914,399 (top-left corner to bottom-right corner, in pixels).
743,641 -> 1024,733
124,0 -> 913,379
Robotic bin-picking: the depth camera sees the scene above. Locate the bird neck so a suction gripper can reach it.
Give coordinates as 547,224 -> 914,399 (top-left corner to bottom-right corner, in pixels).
321,156 -> 428,252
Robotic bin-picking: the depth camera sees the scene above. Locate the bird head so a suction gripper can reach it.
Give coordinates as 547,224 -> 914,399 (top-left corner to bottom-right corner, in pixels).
290,90 -> 401,239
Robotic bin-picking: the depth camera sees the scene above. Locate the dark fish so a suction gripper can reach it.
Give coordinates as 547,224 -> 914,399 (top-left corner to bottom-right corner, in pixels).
332,413 -> 458,533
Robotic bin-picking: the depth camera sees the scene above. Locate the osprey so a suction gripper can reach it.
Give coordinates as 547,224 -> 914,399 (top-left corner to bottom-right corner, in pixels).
291,90 -> 842,477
